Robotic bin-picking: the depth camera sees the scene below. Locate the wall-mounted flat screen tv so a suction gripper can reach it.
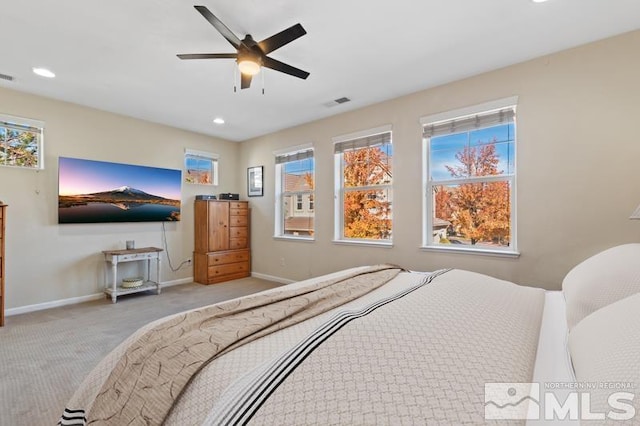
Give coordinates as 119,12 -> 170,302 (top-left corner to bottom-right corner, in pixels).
58,157 -> 181,224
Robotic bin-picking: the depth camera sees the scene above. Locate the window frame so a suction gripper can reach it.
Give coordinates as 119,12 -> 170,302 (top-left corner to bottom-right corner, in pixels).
0,113 -> 44,170
184,148 -> 219,186
333,125 -> 393,247
274,143 -> 315,241
421,98 -> 519,257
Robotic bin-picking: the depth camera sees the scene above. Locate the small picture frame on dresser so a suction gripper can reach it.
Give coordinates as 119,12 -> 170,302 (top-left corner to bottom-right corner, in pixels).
247,166 -> 263,197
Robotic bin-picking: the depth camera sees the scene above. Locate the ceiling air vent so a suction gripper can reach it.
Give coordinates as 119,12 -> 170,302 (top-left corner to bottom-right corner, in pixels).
0,73 -> 14,82
323,96 -> 351,108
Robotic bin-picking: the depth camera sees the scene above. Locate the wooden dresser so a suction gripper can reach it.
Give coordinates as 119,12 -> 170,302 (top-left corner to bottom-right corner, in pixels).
0,204 -> 6,327
194,200 -> 250,284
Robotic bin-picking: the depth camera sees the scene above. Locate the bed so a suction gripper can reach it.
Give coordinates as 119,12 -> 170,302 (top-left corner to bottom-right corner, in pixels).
59,244 -> 640,425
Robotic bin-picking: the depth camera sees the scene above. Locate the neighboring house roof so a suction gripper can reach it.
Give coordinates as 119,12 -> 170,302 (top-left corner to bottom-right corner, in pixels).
433,218 -> 451,228
285,217 -> 314,231
284,173 -> 312,192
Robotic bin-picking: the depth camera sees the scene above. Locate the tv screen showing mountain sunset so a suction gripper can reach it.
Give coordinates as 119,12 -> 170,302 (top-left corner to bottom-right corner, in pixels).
58,157 -> 181,224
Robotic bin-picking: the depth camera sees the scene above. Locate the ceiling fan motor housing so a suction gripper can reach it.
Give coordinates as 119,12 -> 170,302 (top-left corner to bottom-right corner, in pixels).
237,35 -> 264,69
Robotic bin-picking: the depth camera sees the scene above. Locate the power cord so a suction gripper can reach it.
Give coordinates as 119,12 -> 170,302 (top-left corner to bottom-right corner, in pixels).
161,222 -> 191,272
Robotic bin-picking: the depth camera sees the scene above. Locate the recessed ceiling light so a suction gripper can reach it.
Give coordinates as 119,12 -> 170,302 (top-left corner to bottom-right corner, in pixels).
32,67 -> 55,78
213,117 -> 225,125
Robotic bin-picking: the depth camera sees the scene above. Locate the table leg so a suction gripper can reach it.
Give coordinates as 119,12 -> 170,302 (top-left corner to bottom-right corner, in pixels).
111,260 -> 118,303
156,256 -> 161,295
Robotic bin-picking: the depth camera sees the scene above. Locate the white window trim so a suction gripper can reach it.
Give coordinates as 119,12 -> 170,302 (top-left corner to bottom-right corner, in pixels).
420,245 -> 520,258
184,148 -> 219,185
274,143 -> 315,240
332,124 -> 392,145
419,96 -> 518,126
421,98 -> 518,255
333,125 -> 393,245
331,239 -> 393,248
0,113 -> 45,170
273,235 -> 315,242
273,142 -> 313,157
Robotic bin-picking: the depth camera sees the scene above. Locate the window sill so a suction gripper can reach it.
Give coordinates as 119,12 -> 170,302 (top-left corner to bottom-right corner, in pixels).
332,239 -> 393,248
273,236 -> 315,243
420,245 -> 520,258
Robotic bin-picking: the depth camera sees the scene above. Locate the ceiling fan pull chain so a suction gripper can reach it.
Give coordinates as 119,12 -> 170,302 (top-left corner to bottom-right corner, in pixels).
262,71 -> 265,95
233,65 -> 237,93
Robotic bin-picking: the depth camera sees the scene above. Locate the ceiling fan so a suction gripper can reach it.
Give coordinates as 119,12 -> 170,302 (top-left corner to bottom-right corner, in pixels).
177,5 -> 310,90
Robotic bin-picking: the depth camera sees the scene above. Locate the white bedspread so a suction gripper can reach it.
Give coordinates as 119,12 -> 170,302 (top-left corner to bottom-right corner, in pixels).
62,268 -> 546,425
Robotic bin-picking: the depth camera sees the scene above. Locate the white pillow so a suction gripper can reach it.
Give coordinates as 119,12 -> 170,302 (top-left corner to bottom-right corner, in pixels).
568,292 -> 640,419
563,243 -> 640,330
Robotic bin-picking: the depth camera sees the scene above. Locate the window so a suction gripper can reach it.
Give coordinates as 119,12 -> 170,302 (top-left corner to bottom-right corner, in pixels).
422,101 -> 516,254
334,127 -> 393,243
184,149 -> 218,185
274,145 -> 314,238
0,114 -> 44,169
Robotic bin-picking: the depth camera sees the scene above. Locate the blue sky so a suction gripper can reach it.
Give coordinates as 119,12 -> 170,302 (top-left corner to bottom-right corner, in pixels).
59,157 -> 182,199
284,158 -> 314,175
429,123 -> 514,181
185,156 -> 211,173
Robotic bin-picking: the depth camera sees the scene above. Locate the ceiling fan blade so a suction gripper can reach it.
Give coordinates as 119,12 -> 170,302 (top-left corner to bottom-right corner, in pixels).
194,5 -> 242,49
240,73 -> 253,89
177,53 -> 238,60
263,56 -> 310,80
258,23 -> 307,54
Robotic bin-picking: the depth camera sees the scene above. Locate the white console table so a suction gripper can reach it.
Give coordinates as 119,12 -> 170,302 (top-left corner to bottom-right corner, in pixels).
102,247 -> 163,303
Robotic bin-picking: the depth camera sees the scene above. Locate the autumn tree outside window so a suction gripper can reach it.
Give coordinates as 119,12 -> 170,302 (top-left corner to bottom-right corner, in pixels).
334,128 -> 393,244
423,103 -> 517,254
274,145 -> 315,239
0,114 -> 44,170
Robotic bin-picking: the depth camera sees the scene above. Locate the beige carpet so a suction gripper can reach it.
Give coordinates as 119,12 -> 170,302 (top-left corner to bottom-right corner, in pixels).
0,277 -> 282,425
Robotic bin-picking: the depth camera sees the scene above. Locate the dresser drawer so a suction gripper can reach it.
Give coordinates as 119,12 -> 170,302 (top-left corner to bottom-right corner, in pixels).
229,227 -> 248,239
229,202 -> 247,210
208,262 -> 249,277
230,208 -> 248,217
229,215 -> 248,226
207,250 -> 249,266
229,238 -> 248,249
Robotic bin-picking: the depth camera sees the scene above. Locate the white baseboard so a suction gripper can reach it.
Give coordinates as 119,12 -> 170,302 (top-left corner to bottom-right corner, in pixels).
5,277 -> 194,317
162,277 -> 193,288
6,293 -> 105,317
251,272 -> 295,285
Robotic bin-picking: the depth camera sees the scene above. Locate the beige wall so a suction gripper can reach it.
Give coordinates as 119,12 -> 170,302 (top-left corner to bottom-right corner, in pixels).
0,87 -> 240,310
240,30 -> 640,290
2,30 -> 639,313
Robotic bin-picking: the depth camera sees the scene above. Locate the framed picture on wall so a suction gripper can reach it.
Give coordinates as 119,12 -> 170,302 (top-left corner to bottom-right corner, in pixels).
247,166 -> 263,197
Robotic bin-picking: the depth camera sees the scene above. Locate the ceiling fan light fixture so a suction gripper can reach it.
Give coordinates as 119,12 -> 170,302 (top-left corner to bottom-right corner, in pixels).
238,58 -> 261,76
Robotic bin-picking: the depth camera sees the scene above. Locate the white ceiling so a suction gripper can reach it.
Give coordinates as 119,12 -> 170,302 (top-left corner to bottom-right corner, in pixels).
2,0 -> 640,141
